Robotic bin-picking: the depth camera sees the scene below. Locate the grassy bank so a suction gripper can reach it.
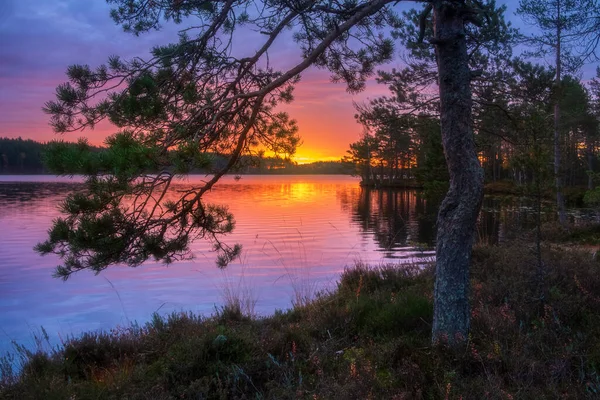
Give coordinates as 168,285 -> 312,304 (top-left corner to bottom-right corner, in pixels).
484,181 -> 588,206
2,241 -> 600,399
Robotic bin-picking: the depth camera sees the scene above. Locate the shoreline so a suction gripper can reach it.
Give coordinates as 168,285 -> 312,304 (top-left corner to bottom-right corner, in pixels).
3,236 -> 600,398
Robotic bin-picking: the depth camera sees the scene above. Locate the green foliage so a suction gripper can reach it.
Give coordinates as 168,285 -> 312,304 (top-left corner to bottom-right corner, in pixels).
40,0 -> 402,275
517,0 -> 597,73
346,110 -> 448,187
349,285 -> 432,337
43,134 -> 163,178
36,146 -> 240,277
414,117 -> 448,188
585,187 -> 600,207
170,140 -> 215,174
40,136 -> 188,275
346,2 -> 520,188
422,180 -> 450,198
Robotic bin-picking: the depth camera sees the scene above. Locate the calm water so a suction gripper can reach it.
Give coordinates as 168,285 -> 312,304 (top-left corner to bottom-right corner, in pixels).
0,175 -> 591,354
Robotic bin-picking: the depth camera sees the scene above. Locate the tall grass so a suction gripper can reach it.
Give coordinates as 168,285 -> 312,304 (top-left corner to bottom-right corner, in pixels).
263,238 -> 323,308
0,326 -> 58,390
219,258 -> 258,319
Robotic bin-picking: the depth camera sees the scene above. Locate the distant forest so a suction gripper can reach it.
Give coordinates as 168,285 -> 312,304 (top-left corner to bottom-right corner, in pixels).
0,137 -> 354,175
0,137 -> 47,174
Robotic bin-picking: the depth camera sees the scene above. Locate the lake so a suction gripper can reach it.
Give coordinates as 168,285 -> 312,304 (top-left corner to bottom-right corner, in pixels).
0,175 -> 591,355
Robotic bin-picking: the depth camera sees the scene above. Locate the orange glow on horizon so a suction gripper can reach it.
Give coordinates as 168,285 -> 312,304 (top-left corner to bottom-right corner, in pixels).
292,153 -> 342,164
3,69 -> 390,163
7,120 -> 354,164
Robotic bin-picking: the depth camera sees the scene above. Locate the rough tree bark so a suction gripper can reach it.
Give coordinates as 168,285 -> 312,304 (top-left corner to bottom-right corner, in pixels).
431,0 -> 484,345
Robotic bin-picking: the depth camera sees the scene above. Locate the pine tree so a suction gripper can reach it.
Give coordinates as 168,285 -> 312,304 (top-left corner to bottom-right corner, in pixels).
517,0 -> 597,225
37,0 -> 513,346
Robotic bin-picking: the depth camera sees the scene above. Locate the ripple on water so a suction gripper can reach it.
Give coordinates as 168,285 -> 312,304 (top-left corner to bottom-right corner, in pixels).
2,175 -> 547,355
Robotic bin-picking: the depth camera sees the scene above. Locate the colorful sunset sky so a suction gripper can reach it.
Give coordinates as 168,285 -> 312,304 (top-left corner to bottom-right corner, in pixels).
0,0 -> 587,163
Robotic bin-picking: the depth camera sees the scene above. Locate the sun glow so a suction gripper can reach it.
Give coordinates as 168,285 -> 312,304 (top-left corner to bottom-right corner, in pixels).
292,150 -> 342,165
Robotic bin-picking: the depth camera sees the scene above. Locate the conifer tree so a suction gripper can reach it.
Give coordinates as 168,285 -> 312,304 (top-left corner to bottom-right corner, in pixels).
517,0 -> 597,225
37,0 -> 512,346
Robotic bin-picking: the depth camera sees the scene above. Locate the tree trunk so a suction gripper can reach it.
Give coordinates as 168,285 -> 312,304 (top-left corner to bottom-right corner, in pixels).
492,151 -> 497,182
587,140 -> 594,190
431,1 -> 484,346
555,1 -> 567,225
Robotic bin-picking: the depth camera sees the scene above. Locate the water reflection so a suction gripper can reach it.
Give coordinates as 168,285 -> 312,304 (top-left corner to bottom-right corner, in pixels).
339,189 -> 437,258
477,196 -> 557,244
0,175 -> 594,356
0,176 -> 399,355
340,187 -> 590,251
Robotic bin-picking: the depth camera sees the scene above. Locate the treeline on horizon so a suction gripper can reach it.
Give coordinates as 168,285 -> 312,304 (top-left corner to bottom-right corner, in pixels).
0,137 -> 354,175
0,137 -> 49,174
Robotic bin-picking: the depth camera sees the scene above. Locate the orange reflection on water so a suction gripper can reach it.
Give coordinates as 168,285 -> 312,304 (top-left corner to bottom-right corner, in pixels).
0,174 -> 442,357
4,174 -> 546,355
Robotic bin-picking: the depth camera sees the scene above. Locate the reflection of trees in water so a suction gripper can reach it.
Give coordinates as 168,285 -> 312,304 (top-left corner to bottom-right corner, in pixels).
338,187 -> 563,253
478,197 -> 556,244
0,183 -> 81,200
2,182 -> 574,256
0,183 -> 82,218
338,188 -> 439,252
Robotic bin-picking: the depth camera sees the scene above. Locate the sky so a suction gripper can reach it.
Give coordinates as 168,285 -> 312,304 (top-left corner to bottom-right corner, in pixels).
0,0 -> 592,163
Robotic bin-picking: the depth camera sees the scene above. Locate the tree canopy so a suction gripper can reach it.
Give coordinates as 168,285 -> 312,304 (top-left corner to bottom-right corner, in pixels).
37,0 -> 401,278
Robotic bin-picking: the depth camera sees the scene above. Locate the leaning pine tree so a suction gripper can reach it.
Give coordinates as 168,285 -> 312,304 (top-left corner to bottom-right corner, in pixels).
37,0 -> 509,346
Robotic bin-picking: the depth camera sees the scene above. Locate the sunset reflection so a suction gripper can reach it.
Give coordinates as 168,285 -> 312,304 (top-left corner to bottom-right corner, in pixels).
0,175 -> 558,357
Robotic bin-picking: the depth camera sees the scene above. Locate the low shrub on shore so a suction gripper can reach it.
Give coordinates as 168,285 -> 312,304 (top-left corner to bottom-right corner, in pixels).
542,222 -> 600,245
2,242 -> 600,399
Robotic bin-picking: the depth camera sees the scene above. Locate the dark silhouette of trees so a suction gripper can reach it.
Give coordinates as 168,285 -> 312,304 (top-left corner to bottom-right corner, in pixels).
517,0 -> 598,224
346,112 -> 447,191
0,137 -> 46,174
